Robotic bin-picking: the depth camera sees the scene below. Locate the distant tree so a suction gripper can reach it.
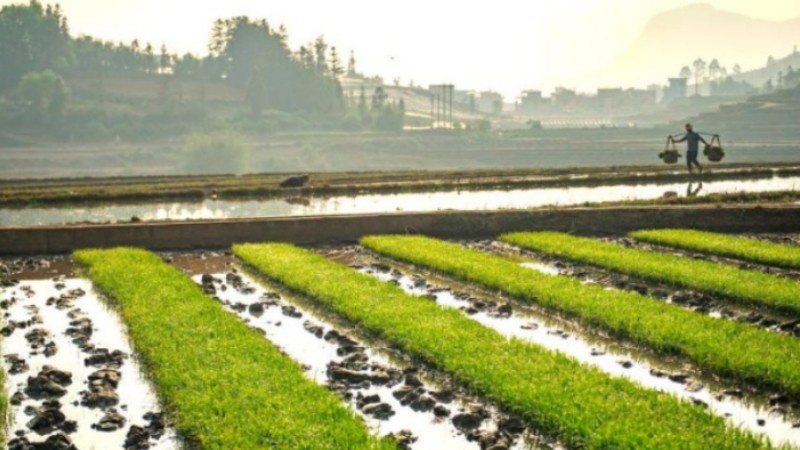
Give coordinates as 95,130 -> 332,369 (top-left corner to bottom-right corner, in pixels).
474,119 -> 492,133
18,69 -> 70,122
767,56 -> 776,66
298,46 -> 313,69
398,98 -> 406,130
0,2 -> 71,90
277,24 -> 288,48
764,78 -> 774,91
679,66 -> 692,80
144,43 -> 155,73
159,44 -> 172,73
732,64 -> 741,75
182,130 -> 250,175
709,76 -> 755,97
207,17 -> 344,114
314,36 -> 328,74
329,46 -> 344,78
371,86 -> 387,111
785,66 -> 799,88
347,50 -> 357,77
708,59 -> 722,80
692,58 -> 706,95
358,84 -> 367,119
245,66 -> 268,115
174,53 -> 200,80
208,19 -> 227,57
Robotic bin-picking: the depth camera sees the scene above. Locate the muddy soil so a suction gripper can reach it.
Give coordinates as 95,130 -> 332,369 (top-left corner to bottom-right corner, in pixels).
0,275 -> 180,449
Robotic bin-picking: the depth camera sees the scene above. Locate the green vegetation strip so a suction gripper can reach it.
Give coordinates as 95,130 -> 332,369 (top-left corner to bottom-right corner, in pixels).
234,242 -> 768,450
630,229 -> 800,270
362,235 -> 800,399
74,248 -> 393,450
503,232 -> 800,317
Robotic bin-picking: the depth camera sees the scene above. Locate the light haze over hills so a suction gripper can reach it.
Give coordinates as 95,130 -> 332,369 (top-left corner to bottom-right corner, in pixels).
579,3 -> 800,91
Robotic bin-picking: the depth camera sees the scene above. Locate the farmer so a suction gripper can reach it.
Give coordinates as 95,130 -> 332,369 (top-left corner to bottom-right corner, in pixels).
673,123 -> 708,174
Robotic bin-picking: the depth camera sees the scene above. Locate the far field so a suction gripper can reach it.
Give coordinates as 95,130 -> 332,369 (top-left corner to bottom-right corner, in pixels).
2,129 -> 800,179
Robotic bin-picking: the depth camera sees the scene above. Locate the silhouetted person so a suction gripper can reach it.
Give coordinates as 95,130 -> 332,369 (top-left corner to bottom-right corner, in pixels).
686,181 -> 703,197
673,123 -> 708,175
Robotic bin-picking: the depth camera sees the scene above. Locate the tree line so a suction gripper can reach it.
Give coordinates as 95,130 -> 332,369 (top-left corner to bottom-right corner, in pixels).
678,56 -> 800,97
0,1 -> 406,136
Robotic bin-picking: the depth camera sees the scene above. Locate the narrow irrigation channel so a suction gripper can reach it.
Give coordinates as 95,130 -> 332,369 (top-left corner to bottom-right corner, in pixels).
483,239 -> 800,336
0,260 -> 179,450
341,247 -> 800,448
171,253 -> 550,450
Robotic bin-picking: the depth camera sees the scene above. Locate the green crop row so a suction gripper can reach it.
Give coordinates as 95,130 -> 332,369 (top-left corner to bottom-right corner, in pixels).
630,229 -> 800,270
501,231 -> 800,317
74,248 -> 394,450
0,353 -> 4,445
361,235 -> 800,399
234,242 -> 769,450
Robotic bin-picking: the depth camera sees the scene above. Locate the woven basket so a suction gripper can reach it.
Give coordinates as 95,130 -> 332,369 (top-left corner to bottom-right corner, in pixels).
704,146 -> 724,162
704,135 -> 724,162
659,149 -> 682,164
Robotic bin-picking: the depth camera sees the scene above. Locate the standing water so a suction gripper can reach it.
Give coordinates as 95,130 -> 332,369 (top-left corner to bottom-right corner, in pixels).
2,176 -> 799,226
355,256 -> 800,448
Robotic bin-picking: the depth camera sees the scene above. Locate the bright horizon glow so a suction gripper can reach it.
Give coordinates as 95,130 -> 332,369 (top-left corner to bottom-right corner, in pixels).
2,0 -> 799,98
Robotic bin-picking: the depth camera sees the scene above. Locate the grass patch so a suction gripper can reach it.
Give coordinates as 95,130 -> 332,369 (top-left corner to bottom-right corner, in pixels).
0,359 -> 4,445
362,235 -> 800,400
74,248 -> 394,450
630,229 -> 800,270
235,242 -> 770,450
502,232 -> 800,318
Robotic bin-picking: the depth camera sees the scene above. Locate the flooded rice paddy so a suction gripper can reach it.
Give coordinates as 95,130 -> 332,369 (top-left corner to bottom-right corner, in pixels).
0,276 -> 179,449
3,235 -> 800,449
186,267 -> 549,450
2,175 -> 799,227
352,253 -> 800,448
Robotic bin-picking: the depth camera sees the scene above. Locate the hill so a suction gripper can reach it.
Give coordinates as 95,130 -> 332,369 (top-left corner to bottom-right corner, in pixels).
605,3 -> 800,87
731,50 -> 800,88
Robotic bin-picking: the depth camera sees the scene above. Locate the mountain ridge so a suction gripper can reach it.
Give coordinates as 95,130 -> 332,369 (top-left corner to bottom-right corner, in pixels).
598,3 -> 800,88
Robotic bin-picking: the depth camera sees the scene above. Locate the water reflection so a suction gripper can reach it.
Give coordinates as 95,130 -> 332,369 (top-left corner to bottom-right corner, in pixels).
687,182 -> 703,197
2,176 -> 799,227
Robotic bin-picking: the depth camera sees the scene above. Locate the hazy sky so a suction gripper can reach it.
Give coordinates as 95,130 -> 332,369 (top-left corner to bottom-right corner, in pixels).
4,0 -> 800,97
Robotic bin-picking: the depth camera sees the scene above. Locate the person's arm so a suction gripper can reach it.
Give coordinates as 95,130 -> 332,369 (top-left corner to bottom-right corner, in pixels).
673,133 -> 687,143
699,135 -> 709,145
